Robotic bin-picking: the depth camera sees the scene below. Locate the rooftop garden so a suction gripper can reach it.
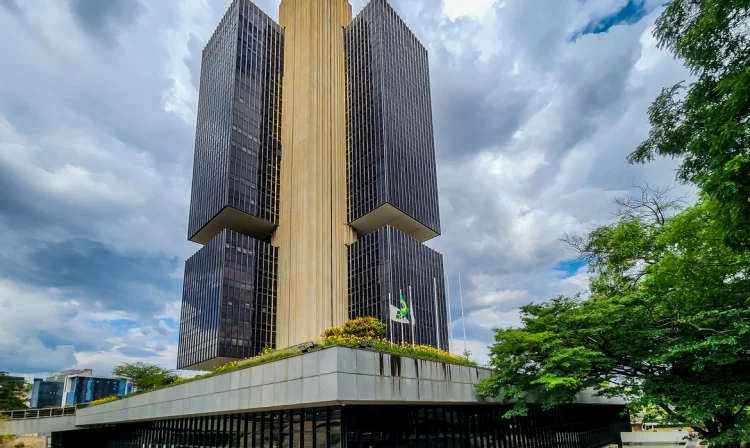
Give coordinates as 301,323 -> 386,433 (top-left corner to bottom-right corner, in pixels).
88,317 -> 476,407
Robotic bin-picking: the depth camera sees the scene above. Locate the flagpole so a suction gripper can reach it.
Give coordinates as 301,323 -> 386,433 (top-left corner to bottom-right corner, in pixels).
446,273 -> 454,354
399,288 -> 404,346
408,286 -> 415,345
458,270 -> 468,355
388,293 -> 393,348
433,277 -> 440,351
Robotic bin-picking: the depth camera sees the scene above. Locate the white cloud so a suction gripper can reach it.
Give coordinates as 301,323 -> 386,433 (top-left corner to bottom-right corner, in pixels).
449,338 -> 493,366
473,289 -> 532,307
561,267 -> 593,290
0,279 -> 101,373
466,308 -> 522,331
157,299 -> 183,322
443,0 -> 496,21
0,277 -> 179,375
0,120 -> 147,209
160,0 -> 214,122
75,326 -> 178,375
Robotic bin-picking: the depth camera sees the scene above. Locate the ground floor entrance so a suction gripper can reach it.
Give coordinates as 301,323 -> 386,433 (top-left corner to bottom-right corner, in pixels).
51,403 -> 629,447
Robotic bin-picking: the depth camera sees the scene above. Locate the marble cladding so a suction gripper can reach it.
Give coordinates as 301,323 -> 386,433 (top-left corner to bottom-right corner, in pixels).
75,346 -> 623,427
76,346 -> 494,426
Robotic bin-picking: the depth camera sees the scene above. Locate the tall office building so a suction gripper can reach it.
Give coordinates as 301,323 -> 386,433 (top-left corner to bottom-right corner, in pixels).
178,0 -> 447,370
345,0 -> 446,349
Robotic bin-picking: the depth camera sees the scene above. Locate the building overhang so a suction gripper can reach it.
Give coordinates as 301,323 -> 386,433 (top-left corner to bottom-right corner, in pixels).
349,203 -> 439,243
189,207 -> 277,245
75,346 -> 624,427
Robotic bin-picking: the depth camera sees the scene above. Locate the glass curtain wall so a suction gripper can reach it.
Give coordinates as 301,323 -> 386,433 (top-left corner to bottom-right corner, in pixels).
51,404 -> 628,448
348,226 -> 448,349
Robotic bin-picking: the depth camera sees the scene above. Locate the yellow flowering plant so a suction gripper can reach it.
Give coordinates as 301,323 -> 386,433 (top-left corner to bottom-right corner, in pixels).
323,317 -> 386,339
88,395 -> 119,407
321,318 -> 475,366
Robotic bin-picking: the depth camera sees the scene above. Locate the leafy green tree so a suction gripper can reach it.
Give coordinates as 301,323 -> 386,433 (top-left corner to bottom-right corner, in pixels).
635,404 -> 670,425
628,0 -> 750,249
478,188 -> 750,447
111,362 -> 178,392
0,373 -> 26,411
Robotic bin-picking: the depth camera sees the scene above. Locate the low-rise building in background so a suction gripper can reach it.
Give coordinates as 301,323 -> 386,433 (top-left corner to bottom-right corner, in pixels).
29,369 -> 134,408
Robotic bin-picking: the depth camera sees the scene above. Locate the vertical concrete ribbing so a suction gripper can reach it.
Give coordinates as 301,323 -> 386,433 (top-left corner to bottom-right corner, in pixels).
275,0 -> 355,349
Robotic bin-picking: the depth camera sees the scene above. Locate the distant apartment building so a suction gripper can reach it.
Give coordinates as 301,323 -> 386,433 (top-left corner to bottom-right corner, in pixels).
45,369 -> 92,383
29,369 -> 134,408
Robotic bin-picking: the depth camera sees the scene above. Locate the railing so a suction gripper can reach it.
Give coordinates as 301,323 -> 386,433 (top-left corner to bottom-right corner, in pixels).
0,407 -> 76,420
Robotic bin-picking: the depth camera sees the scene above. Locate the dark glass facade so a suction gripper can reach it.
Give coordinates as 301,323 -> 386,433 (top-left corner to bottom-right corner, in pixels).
178,229 -> 278,370
50,404 -> 628,447
65,377 -> 129,406
345,0 -> 447,352
345,0 -> 441,236
187,0 -> 283,244
181,0 -> 283,370
30,379 -> 63,409
349,226 -> 448,350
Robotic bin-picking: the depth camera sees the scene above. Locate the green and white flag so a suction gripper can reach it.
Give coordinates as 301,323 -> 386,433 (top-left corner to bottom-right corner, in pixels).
389,292 -> 409,324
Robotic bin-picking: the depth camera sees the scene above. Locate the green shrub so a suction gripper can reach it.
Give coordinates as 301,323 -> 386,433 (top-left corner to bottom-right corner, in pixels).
135,374 -> 177,391
324,317 -> 386,339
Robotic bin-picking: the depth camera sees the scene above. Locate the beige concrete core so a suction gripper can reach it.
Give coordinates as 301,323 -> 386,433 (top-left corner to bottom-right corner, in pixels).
273,0 -> 357,350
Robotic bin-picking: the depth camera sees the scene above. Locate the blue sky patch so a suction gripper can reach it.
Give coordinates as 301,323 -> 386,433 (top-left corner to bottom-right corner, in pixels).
554,258 -> 588,278
572,0 -> 649,40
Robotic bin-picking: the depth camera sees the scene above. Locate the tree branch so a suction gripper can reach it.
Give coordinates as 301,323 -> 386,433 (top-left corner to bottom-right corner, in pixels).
732,398 -> 750,419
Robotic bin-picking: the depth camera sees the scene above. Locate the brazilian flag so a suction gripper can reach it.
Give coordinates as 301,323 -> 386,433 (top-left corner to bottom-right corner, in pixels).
396,292 -> 409,320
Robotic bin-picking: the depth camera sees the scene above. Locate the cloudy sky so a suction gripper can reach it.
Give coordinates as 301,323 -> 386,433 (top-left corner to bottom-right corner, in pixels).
0,0 -> 692,375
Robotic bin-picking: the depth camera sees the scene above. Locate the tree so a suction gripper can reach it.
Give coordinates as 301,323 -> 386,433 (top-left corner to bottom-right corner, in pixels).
628,0 -> 750,250
0,373 -> 26,411
635,404 -> 670,426
478,188 -> 750,447
111,362 -> 178,392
